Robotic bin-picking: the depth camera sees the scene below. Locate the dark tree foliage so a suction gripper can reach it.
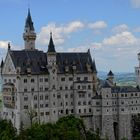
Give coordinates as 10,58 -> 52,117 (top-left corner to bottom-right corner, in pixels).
0,119 -> 17,140
0,115 -> 103,140
132,113 -> 140,140
19,115 -> 103,140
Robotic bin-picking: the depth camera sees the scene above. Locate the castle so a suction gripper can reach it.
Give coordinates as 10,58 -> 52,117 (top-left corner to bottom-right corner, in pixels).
1,9 -> 140,140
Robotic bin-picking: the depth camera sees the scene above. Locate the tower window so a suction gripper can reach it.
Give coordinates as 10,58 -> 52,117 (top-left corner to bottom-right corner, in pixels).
61,77 -> 65,81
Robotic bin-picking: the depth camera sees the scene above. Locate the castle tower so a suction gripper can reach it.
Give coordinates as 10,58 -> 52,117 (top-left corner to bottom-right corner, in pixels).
23,9 -> 36,50
47,33 -> 58,122
107,70 -> 114,84
135,53 -> 140,87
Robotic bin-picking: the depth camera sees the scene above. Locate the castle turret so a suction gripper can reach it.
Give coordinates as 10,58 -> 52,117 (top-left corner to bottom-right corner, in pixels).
23,9 -> 36,50
107,70 -> 114,84
135,53 -> 140,86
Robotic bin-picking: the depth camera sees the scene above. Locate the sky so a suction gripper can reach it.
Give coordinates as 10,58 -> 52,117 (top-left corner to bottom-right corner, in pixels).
0,0 -> 140,72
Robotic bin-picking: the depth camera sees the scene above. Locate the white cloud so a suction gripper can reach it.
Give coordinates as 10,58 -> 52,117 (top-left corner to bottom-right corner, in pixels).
131,0 -> 140,8
88,21 -> 107,29
133,27 -> 140,32
103,31 -> 138,46
0,41 -> 9,49
37,21 -> 84,46
112,24 -> 129,33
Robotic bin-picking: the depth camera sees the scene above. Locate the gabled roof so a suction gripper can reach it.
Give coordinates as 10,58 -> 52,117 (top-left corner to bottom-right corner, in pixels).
8,49 -> 97,74
25,9 -> 34,31
56,52 -> 95,74
9,50 -> 48,74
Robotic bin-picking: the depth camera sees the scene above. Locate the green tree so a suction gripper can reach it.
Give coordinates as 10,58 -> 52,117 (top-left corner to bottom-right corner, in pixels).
0,119 -> 17,140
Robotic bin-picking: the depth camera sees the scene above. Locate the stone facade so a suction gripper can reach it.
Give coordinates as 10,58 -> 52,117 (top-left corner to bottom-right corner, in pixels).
1,9 -> 140,140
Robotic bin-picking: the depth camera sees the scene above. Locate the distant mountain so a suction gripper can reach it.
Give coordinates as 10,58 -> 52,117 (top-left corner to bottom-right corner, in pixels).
98,71 -> 136,86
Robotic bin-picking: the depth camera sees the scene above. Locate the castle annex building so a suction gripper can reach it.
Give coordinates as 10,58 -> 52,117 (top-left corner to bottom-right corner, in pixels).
1,9 -> 140,140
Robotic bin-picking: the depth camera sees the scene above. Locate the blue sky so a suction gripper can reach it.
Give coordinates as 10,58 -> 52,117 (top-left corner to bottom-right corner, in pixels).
0,0 -> 140,72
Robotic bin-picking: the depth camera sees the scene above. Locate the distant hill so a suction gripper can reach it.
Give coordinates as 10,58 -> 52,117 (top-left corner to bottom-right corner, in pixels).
98,71 -> 136,86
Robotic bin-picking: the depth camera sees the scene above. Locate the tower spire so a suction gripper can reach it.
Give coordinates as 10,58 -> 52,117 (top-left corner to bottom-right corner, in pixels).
47,32 -> 56,53
23,9 -> 36,50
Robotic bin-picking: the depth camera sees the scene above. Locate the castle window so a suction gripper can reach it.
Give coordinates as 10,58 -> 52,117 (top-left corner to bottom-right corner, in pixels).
40,95 -> 43,100
31,88 -> 34,92
53,102 -> 55,106
60,102 -> 63,106
121,101 -> 124,105
69,77 -> 73,81
70,94 -> 73,98
83,101 -> 86,105
34,95 -> 37,100
65,94 -> 68,98
84,77 -> 88,81
40,104 -> 43,108
52,85 -> 55,89
31,78 -> 34,83
40,87 -> 43,91
121,108 -> 124,111
40,112 -> 44,116
88,101 -> 91,105
106,109 -> 108,112
34,104 -> 37,108
82,86 -> 86,89
131,93 -> 133,97
107,102 -> 108,105
40,78 -> 43,82
4,79 -> 7,83
24,78 -> 27,83
13,79 -> 16,83
121,94 -> 124,97
57,94 -> 61,98
78,85 -> 80,89
45,95 -> 48,100
24,105 -> 28,109
60,87 -> 62,90
53,94 -> 55,98
125,94 -> 127,97
65,86 -> 68,90
71,102 -> 73,105
77,77 -> 80,81
131,101 -> 133,104
24,88 -> 27,92
45,104 -> 48,107
84,109 -> 86,113
136,100 -> 137,104
46,112 -> 49,115
78,101 -> 81,105
24,96 -> 28,101
61,77 -> 65,81
79,109 -> 81,113
89,108 -> 91,112
71,109 -> 74,113
70,86 -> 73,90
106,95 -> 108,98
66,102 -> 68,106
61,110 -> 63,114
45,87 -> 48,91
96,102 -> 100,105
135,93 -> 138,96
88,94 -> 91,97
44,78 -> 48,82
88,85 -> 91,89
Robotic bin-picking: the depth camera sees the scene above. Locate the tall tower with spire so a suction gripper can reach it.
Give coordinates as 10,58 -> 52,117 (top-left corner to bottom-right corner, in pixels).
23,9 -> 36,50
